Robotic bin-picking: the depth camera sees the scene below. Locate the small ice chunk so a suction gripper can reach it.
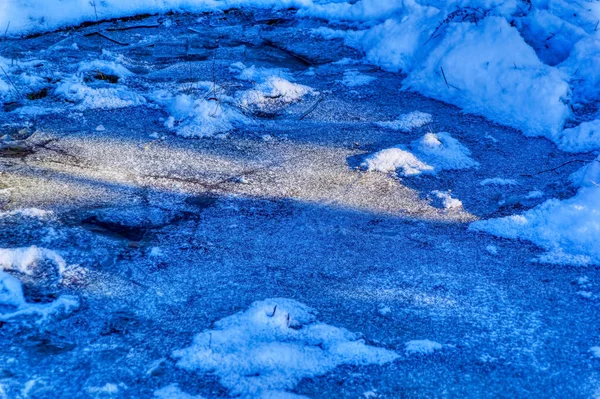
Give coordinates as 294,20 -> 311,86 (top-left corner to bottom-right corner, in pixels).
405,340 -> 443,355
95,125 -> 105,131
341,70 -> 376,87
486,245 -> 499,255
591,347 -> 600,358
376,111 -> 432,133
431,190 -> 462,210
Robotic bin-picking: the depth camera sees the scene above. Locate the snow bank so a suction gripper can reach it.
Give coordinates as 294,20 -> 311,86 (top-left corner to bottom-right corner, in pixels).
0,0 -> 313,37
5,0 -> 600,150
173,298 -> 398,397
376,111 -> 432,133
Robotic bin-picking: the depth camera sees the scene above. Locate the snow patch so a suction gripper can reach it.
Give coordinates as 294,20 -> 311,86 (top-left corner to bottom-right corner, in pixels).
376,111 -> 432,133
340,70 -> 376,87
410,132 -> 478,171
173,298 -> 398,397
405,340 -> 442,355
361,146 -> 434,176
480,178 -> 518,186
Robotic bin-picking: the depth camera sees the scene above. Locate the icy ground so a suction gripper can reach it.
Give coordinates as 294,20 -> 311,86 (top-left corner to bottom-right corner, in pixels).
1,10 -> 600,398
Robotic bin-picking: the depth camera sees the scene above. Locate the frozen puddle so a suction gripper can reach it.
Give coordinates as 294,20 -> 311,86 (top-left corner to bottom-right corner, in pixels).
173,298 -> 398,397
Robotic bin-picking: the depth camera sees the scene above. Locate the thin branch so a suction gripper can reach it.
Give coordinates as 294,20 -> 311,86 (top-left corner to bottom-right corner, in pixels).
520,159 -> 598,177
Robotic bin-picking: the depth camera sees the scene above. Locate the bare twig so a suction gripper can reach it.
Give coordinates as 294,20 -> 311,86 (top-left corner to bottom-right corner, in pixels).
520,159 -> 598,177
299,95 -> 324,120
0,66 -> 23,99
106,24 -> 159,32
84,31 -> 129,46
3,22 -> 9,40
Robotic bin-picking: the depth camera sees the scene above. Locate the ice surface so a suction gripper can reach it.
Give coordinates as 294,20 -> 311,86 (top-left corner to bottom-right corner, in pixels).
173,298 -> 398,397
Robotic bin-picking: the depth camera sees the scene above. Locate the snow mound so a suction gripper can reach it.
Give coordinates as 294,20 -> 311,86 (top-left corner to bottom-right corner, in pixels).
376,111 -> 432,132
77,59 -> 134,80
361,146 -> 434,176
0,270 -> 79,323
559,120 -> 600,153
232,64 -> 316,116
164,93 -> 250,139
431,190 -> 462,210
410,132 -> 478,171
0,246 -> 66,278
173,298 -> 398,397
405,340 -> 442,355
55,76 -> 146,110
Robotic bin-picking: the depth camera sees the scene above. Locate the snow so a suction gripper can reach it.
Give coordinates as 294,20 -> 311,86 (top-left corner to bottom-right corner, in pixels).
154,384 -> 205,399
485,245 -> 498,255
470,185 -> 600,266
0,269 -> 79,323
0,246 -> 67,277
173,298 -> 398,397
480,178 -> 518,186
410,132 -> 478,171
559,120 -> 600,153
376,111 -> 432,133
361,146 -> 434,176
404,340 -> 442,355
472,155 -> 600,266
591,347 -> 600,359
4,0 -> 600,151
431,190 -> 462,210
340,70 -> 376,87
55,76 -> 146,111
163,93 -> 250,138
362,132 -> 476,177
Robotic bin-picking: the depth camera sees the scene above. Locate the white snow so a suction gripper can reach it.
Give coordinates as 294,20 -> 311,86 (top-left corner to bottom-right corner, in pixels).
5,0 -> 600,151
361,146 -> 434,176
55,76 -> 146,111
362,132 -> 476,177
0,270 -> 79,323
340,70 -> 376,87
485,245 -> 498,255
376,111 -> 432,133
173,298 -> 398,397
0,246 -> 67,277
404,340 -> 442,355
431,190 -> 462,210
154,384 -> 205,399
472,155 -> 600,266
591,347 -> 600,359
160,92 -> 250,138
410,132 -> 478,171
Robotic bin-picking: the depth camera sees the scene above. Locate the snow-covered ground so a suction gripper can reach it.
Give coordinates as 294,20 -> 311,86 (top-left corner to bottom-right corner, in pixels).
0,3 -> 600,398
